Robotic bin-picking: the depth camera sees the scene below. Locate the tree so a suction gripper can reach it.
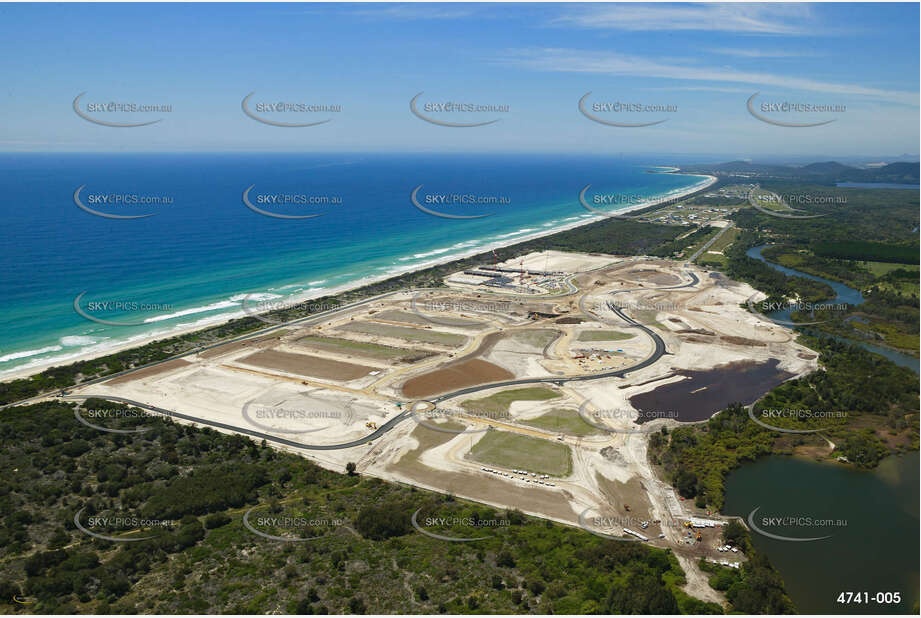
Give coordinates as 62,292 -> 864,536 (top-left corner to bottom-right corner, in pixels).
348,597 -> 366,614
675,469 -> 699,498
345,462 -> 357,476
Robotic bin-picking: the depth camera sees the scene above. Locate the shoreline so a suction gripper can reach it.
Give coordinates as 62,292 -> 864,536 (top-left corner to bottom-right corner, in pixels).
1,171 -> 717,383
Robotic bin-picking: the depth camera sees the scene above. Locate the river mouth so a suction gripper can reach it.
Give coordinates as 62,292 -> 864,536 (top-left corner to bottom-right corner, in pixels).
629,359 -> 794,423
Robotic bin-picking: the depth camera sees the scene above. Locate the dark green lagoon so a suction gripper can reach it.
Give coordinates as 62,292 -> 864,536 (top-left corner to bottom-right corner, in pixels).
724,453 -> 919,614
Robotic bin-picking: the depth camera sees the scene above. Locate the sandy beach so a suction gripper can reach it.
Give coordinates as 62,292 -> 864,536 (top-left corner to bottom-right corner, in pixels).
1,172 -> 716,384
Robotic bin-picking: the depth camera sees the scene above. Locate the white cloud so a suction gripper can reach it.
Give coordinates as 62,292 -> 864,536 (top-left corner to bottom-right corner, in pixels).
553,3 -> 816,35
707,47 -> 821,58
498,48 -> 918,105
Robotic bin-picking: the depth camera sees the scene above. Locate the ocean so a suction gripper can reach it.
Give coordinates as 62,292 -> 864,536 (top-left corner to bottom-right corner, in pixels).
0,153 -> 708,378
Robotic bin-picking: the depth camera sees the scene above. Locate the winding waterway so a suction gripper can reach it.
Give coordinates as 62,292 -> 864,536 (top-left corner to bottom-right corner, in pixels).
746,245 -> 918,373
730,246 -> 920,613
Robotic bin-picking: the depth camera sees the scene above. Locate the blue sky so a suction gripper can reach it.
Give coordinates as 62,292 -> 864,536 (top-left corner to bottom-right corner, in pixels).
0,2 -> 918,157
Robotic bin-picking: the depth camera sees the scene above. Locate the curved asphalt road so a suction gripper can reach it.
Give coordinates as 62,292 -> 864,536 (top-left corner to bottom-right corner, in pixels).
61,271 -> 699,451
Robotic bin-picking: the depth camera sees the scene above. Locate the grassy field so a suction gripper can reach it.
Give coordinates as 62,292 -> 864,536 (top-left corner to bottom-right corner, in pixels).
509,329 -> 560,348
338,321 -> 466,346
683,227 -> 722,260
859,261 -> 920,276
708,227 -> 739,253
518,408 -> 601,436
576,330 -> 634,342
296,334 -> 432,361
469,430 -> 572,476
698,228 -> 739,268
460,387 -> 560,415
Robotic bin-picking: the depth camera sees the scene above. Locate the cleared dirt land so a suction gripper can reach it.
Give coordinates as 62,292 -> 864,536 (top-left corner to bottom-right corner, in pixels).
295,335 -> 434,363
337,321 -> 466,346
402,359 -> 513,399
389,424 -> 578,522
468,430 -> 572,476
236,349 -> 375,381
106,358 -> 191,384
371,309 -> 483,329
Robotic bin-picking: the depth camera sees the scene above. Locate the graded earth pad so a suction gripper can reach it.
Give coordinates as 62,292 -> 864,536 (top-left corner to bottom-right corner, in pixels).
468,430 -> 572,476
337,321 -> 466,346
460,386 -> 560,414
387,424 -> 578,522
105,358 -> 192,385
517,408 -> 601,436
236,349 -> 375,381
372,308 -> 484,329
294,334 -> 434,363
401,359 -> 513,398
577,330 -> 635,342
505,329 -> 560,349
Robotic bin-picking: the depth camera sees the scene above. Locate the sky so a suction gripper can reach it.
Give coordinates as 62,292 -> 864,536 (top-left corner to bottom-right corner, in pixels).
0,2 -> 918,158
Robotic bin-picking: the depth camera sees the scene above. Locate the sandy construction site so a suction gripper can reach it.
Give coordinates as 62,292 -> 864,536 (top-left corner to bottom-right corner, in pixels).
71,250 -> 818,605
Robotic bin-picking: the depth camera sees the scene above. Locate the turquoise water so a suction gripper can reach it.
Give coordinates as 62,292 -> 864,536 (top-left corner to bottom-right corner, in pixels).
0,153 -> 709,377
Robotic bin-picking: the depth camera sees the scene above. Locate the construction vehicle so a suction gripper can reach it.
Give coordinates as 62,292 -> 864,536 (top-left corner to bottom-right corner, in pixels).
365,422 -> 378,430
